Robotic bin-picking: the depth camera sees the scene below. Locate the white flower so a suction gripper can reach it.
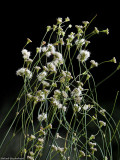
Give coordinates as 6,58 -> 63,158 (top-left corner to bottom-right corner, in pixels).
53,52 -> 63,60
90,60 -> 98,68
99,109 -> 106,116
44,89 -> 50,95
47,62 -> 56,72
45,43 -> 56,57
51,145 -> 57,151
39,129 -> 46,135
22,49 -> 31,60
65,86 -> 71,91
33,96 -> 39,103
61,70 -> 67,77
16,68 -> 26,77
79,150 -> 85,157
52,51 -> 64,66
42,46 -> 47,52
75,38 -> 85,47
56,133 -> 62,139
52,98 -> 60,106
60,76 -> 66,83
36,90 -> 46,101
27,156 -> 34,160
90,147 -> 97,152
78,85 -> 83,91
71,88 -> 82,97
57,147 -> 64,153
74,104 -> 81,112
77,81 -> 83,86
53,59 -> 59,66
62,91 -> 68,98
42,80 -> 50,87
53,90 -> 61,99
47,26 -> 51,32
105,156 -> 108,160
62,106 -> 67,112
60,71 -> 73,82
27,93 -> 33,99
110,57 -> 117,63
61,70 -> 72,78
54,89 -> 61,95
52,99 -> 59,105
38,138 -> 44,143
68,34 -> 75,41
25,58 -> 33,64
112,57 -> 117,63
103,28 -> 109,35
36,47 -> 42,53
48,123 -> 52,129
37,71 -> 47,81
35,145 -> 43,149
53,58 -> 64,66
35,66 -> 41,72
89,142 -> 96,147
57,17 -> 62,24
38,113 -> 47,122
83,104 -> 89,110
82,21 -> 89,26
53,25 -> 57,31
22,50 -> 30,60
30,134 -> 36,140
77,50 -> 90,62
65,17 -> 70,22
16,68 -> 32,79
60,38 -> 65,45
51,82 -> 57,87
89,135 -> 95,140
99,120 -> 106,127
94,27 -> 99,34
74,96 -> 82,104
68,24 -> 72,28
29,151 -> 35,156
25,69 -> 32,79
43,66 -> 49,71
47,43 -> 56,53
57,103 -> 67,112
58,103 -> 63,109
45,51 -> 51,57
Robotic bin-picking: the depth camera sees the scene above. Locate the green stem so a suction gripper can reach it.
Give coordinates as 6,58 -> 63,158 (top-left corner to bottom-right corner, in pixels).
95,69 -> 117,88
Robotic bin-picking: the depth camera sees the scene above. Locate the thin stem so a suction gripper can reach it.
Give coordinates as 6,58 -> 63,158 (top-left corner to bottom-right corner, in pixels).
95,69 -> 117,88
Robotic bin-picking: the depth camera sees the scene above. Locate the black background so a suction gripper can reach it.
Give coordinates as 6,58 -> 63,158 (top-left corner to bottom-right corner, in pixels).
0,0 -> 120,158
1,1 -> 120,104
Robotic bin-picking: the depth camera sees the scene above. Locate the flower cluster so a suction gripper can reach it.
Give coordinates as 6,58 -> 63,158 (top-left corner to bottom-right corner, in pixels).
11,17 -> 120,160
16,67 -> 32,79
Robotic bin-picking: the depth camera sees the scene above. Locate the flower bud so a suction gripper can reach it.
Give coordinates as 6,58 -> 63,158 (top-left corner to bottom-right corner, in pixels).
102,28 -> 109,35
57,17 -> 62,24
94,27 -> 99,34
110,57 -> 117,63
47,26 -> 51,32
99,120 -> 106,127
65,17 -> 70,22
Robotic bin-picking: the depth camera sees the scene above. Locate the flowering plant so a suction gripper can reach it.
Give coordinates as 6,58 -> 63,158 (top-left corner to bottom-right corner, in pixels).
0,17 -> 120,160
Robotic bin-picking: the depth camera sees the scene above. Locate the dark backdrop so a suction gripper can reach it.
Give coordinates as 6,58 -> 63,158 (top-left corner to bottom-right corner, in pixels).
1,1 -> 120,103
